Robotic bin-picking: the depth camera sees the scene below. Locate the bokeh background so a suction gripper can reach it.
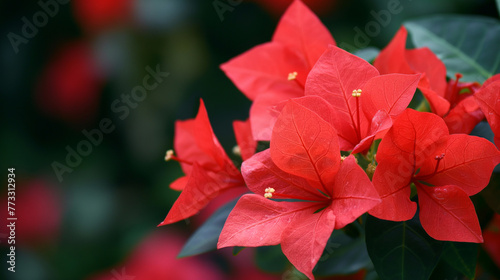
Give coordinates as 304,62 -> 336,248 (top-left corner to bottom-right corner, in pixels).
0,0 -> 499,279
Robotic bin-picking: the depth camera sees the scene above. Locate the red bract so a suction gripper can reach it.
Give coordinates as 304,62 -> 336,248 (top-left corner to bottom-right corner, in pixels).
158,100 -> 245,226
374,27 -> 484,134
218,99 -> 380,279
233,119 -> 257,160
474,74 -> 500,147
305,45 -> 420,154
221,0 -> 335,140
370,109 -> 500,242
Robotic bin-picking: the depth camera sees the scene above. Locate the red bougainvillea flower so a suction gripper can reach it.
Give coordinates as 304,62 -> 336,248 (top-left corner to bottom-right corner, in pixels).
369,109 -> 500,242
73,0 -> 131,32
374,26 -> 484,134
305,45 -> 420,154
36,42 -> 104,126
158,100 -> 245,226
86,231 -> 226,280
221,0 -> 335,140
218,98 -> 380,280
474,74 -> 500,147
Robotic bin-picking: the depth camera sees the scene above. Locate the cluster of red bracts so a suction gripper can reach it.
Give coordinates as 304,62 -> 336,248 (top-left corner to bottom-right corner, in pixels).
159,1 -> 500,279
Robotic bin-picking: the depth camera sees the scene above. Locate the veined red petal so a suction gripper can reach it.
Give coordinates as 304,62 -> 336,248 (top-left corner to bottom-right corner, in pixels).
305,45 -> 378,150
249,89 -> 302,141
375,109 -> 448,167
483,73 -> 500,88
281,208 -> 336,280
330,156 -> 380,229
272,0 -> 335,69
369,109 -> 449,221
369,160 -> 416,221
217,194 -> 318,248
270,99 -> 341,191
374,26 -> 450,116
475,79 -> 500,148
418,184 -> 483,243
160,163 -> 243,225
174,99 -> 236,177
419,86 -> 451,117
221,42 -> 307,101
361,73 -> 420,120
405,47 -> 447,98
418,134 -> 500,196
170,176 -> 188,191
241,150 -> 325,201
233,119 -> 257,160
373,26 -> 414,75
444,96 -> 484,134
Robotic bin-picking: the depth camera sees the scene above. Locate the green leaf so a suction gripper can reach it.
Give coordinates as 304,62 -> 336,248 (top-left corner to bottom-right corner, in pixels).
314,226 -> 372,276
353,47 -> 380,63
429,259 -> 463,280
497,0 -> 500,17
405,15 -> 500,83
366,213 -> 443,280
441,242 -> 478,279
255,245 -> 289,274
178,198 -> 239,258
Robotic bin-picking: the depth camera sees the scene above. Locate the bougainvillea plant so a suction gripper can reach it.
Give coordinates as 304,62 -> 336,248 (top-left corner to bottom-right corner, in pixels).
160,1 -> 500,279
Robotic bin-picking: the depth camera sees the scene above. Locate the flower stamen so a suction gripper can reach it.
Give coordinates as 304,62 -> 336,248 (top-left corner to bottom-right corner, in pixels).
352,89 -> 362,97
433,153 -> 445,174
288,71 -> 298,81
165,149 -> 174,161
352,89 -> 362,141
264,187 -> 275,198
164,149 -> 194,166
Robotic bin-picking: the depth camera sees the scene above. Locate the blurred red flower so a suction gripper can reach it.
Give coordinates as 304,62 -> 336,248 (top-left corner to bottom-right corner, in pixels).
1,180 -> 62,245
222,248 -> 282,280
73,0 -> 132,32
87,231 -> 226,280
483,214 -> 500,268
36,42 -> 104,126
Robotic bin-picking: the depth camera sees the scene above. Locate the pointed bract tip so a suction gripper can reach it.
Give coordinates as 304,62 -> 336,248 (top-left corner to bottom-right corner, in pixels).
157,221 -> 166,227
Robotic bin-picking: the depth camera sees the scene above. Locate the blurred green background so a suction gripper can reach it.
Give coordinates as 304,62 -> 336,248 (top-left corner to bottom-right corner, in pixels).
0,0 -> 498,279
